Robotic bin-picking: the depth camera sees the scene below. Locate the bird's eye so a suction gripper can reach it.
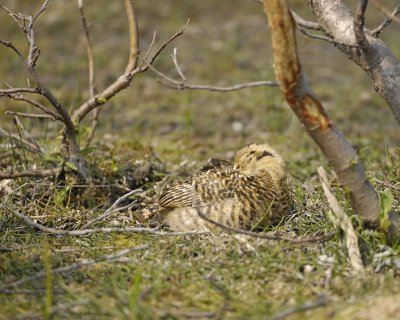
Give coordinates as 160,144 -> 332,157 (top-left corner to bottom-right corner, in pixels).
256,151 -> 273,160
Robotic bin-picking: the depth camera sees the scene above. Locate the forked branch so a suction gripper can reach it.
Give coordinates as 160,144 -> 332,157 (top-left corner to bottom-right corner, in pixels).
71,9 -> 187,123
370,1 -> 400,37
307,0 -> 400,125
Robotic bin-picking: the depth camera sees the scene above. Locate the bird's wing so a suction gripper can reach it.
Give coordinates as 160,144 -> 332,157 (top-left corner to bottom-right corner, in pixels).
158,182 -> 194,208
191,170 -> 235,206
158,169 -> 235,209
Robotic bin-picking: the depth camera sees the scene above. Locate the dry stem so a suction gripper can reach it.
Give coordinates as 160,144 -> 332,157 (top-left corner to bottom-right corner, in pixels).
196,209 -> 337,244
318,167 -> 364,271
0,168 -> 59,180
82,189 -> 142,228
5,205 -> 210,237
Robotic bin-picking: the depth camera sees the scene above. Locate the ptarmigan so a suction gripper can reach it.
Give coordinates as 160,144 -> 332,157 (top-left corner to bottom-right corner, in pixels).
143,143 -> 291,232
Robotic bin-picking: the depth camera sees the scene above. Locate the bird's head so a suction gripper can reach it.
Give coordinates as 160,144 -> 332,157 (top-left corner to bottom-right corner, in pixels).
233,143 -> 286,180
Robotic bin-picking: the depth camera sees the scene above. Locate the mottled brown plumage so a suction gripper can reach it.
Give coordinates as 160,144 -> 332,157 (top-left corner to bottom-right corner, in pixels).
143,144 -> 291,232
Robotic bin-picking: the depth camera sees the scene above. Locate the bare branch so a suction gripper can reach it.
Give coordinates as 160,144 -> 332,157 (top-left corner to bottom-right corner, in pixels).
72,19 -> 189,123
32,0 -> 50,22
0,39 -> 23,60
5,111 -> 56,120
13,116 -> 43,153
270,295 -> 328,320
124,0 -> 139,73
1,3 -> 85,176
291,10 -> 322,31
82,189 -> 142,228
0,126 -> 42,154
370,1 -> 400,37
146,18 -> 190,67
298,28 -> 361,48
253,0 -> 323,31
142,31 -> 157,64
0,245 -> 149,292
0,168 -> 58,180
78,0 -> 96,98
2,93 -> 62,120
171,48 -> 186,82
354,0 -> 370,51
5,205 -> 210,237
148,63 -> 278,92
78,0 -> 100,145
318,167 -> 364,271
0,87 -> 38,94
196,209 -> 337,243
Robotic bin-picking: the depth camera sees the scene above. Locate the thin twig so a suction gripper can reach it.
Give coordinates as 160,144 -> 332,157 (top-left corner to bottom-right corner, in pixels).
0,245 -> 149,292
291,10 -> 322,31
195,209 -> 337,243
147,18 -> 190,67
0,168 -> 59,180
124,0 -> 139,73
0,39 -> 23,59
171,48 -> 186,82
72,18 -> 189,123
140,31 -> 157,67
78,0 -> 99,145
0,87 -> 38,94
78,0 -> 96,98
298,28 -> 361,48
269,295 -> 328,320
317,167 -> 364,271
5,206 -> 210,236
0,126 -> 42,154
2,93 -> 62,120
13,116 -> 43,153
354,0 -> 370,51
13,117 -> 29,170
148,62 -> 278,92
32,0 -> 50,22
82,189 -> 142,228
5,111 -> 56,120
252,0 -> 322,31
370,1 -> 400,37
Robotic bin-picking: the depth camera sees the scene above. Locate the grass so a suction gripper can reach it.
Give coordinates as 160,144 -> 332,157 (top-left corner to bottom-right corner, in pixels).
1,0 -> 400,319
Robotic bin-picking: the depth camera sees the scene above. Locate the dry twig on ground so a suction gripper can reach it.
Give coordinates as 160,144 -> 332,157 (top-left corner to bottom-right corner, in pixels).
4,205 -> 210,237
82,189 -> 142,228
269,295 -> 328,320
195,209 -> 337,244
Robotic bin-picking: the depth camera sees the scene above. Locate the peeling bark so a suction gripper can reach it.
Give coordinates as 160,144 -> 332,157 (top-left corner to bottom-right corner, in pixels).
308,0 -> 400,125
263,0 -> 380,225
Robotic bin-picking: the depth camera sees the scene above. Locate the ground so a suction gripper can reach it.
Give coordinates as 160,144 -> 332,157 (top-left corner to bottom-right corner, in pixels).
0,0 -> 399,319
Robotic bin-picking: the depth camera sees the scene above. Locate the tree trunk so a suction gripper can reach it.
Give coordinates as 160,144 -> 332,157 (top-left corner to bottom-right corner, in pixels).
262,0 -> 380,226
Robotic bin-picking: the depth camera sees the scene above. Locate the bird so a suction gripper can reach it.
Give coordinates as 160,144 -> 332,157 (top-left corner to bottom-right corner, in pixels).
142,143 -> 291,232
